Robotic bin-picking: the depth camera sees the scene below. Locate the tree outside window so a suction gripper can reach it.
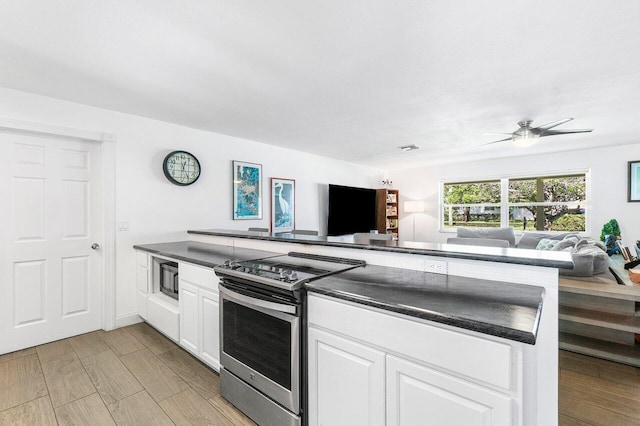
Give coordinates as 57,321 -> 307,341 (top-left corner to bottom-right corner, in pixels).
442,174 -> 587,232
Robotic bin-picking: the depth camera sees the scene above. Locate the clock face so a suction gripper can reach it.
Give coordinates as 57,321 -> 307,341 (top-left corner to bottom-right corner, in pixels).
163,151 -> 201,186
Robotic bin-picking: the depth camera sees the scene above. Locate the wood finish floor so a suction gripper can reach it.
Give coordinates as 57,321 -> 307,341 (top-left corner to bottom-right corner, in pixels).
560,349 -> 640,425
2,325 -> 639,425
0,323 -> 254,426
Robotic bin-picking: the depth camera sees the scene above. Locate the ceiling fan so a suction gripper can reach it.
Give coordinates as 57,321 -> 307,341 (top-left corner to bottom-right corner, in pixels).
483,118 -> 593,146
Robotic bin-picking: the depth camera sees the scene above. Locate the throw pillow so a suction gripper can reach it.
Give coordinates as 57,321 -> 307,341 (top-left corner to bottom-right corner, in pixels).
536,238 -> 561,251
517,232 -> 577,250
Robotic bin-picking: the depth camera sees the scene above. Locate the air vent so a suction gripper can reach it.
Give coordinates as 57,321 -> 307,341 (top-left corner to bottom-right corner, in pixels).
398,144 -> 420,151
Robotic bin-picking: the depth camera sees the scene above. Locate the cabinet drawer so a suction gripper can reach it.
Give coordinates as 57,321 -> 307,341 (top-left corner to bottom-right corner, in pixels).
179,262 -> 219,293
308,295 -> 514,390
147,295 -> 180,342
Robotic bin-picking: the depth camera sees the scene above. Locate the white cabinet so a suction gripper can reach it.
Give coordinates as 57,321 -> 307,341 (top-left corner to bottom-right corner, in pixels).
308,294 -> 522,426
386,355 -> 511,426
136,251 -> 150,319
199,288 -> 220,368
308,328 -> 385,426
179,281 -> 199,354
178,262 -> 221,371
136,251 -> 180,342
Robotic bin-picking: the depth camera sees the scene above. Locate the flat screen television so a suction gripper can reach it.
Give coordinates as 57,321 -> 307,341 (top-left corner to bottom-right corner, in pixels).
327,184 -> 377,236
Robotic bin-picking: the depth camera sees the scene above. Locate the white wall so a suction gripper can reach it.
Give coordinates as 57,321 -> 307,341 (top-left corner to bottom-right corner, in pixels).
0,87 -> 381,323
392,143 -> 640,247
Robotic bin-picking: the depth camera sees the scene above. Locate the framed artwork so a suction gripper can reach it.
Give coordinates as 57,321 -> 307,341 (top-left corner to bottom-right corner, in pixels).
271,178 -> 295,232
233,161 -> 262,219
629,160 -> 640,202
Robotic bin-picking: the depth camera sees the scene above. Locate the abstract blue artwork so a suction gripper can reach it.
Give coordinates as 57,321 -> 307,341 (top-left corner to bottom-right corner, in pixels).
233,161 -> 262,219
271,178 -> 295,232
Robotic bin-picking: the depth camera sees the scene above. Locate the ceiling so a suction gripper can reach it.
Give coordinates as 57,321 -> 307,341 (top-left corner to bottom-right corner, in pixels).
1,1 -> 639,170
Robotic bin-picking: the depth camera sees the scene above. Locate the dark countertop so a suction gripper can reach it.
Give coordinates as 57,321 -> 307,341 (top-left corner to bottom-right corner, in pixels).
188,228 -> 574,269
134,240 -> 544,344
306,265 -> 544,345
133,241 -> 279,268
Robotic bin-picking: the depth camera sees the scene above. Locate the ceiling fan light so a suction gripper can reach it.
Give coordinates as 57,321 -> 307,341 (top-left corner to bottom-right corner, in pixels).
513,135 -> 539,146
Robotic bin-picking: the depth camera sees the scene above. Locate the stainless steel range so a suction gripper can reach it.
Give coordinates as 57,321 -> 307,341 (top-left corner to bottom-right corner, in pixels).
214,252 -> 365,426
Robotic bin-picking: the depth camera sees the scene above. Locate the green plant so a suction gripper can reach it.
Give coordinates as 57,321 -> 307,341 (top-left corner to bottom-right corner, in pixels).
551,215 -> 585,232
600,219 -> 621,241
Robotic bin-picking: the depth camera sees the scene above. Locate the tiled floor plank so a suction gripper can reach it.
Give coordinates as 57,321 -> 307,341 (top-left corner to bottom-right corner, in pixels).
0,396 -> 57,426
0,347 -> 37,364
107,390 -> 174,426
560,368 -> 640,403
159,388 -> 234,426
157,348 -> 220,399
0,354 -> 49,412
55,393 -> 116,426
36,339 -> 75,364
103,328 -> 145,357
123,323 -> 177,355
68,331 -> 110,359
559,413 -> 596,425
41,350 -> 96,408
560,394 -> 638,426
81,350 -> 143,405
560,381 -> 640,420
120,348 -> 189,402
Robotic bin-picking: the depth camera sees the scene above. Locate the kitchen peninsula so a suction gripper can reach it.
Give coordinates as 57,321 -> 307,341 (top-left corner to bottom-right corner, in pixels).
135,229 -> 571,426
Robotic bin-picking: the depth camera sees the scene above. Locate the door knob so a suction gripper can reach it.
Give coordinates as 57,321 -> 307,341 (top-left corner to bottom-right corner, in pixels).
91,243 -> 100,250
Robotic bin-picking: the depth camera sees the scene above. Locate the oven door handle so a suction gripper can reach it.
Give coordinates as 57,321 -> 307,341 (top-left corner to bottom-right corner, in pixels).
219,285 -> 298,315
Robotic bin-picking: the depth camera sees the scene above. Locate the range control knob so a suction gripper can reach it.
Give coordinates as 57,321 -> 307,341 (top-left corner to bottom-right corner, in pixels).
279,270 -> 288,280
223,260 -> 231,268
288,271 -> 298,281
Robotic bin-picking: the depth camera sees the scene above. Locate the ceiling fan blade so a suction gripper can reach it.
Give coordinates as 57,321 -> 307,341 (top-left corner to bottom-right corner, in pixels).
480,137 -> 513,146
540,129 -> 593,136
482,132 -> 513,136
535,118 -> 573,130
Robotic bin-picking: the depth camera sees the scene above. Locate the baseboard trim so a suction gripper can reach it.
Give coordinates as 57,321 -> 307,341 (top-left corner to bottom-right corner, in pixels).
114,313 -> 144,329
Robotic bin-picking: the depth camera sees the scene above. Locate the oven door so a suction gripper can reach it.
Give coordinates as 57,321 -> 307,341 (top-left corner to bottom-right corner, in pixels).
219,282 -> 300,414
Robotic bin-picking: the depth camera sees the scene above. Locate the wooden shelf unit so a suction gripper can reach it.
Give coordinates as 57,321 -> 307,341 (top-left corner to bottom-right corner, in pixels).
559,256 -> 640,366
376,189 -> 399,240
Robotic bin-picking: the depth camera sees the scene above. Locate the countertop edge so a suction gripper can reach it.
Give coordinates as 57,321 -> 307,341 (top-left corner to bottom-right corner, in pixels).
133,244 -> 221,269
306,287 -> 539,345
188,229 -> 574,269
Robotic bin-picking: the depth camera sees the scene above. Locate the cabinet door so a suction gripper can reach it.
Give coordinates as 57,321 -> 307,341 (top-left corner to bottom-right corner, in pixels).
198,288 -> 220,371
179,281 -> 199,355
308,327 -> 385,426
136,252 -> 149,319
386,355 -> 512,426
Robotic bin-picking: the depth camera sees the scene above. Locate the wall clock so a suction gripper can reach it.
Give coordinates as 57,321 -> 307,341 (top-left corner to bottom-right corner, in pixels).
163,150 -> 201,186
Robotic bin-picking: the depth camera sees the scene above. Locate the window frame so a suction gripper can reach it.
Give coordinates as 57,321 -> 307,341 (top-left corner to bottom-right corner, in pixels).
439,171 -> 591,235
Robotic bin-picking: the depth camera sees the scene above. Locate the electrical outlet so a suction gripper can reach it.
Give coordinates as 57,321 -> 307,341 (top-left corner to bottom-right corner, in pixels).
425,260 -> 447,274
117,221 -> 129,231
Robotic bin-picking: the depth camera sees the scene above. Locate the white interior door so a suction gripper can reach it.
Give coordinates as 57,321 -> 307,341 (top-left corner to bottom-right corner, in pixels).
0,131 -> 103,354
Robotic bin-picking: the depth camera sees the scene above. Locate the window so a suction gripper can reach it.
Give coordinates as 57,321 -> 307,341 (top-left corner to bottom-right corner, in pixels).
442,173 -> 587,232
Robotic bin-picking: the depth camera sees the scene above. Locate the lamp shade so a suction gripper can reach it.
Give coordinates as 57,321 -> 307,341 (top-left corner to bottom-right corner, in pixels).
404,200 -> 425,213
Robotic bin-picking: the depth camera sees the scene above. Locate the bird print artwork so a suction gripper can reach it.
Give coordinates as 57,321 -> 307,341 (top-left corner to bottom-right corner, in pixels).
272,179 -> 295,232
